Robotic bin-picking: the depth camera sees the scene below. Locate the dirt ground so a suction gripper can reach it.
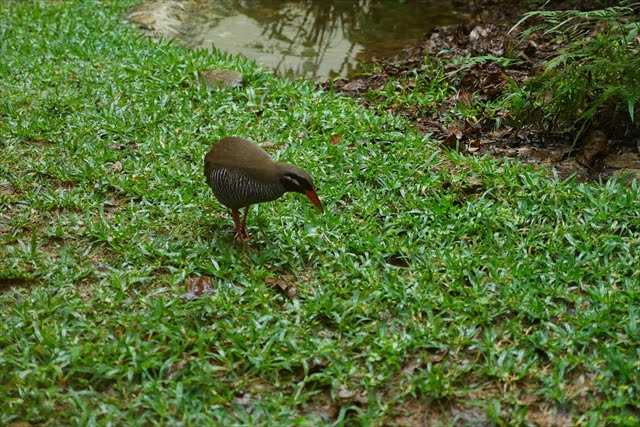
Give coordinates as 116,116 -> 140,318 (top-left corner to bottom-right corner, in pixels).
322,0 -> 640,182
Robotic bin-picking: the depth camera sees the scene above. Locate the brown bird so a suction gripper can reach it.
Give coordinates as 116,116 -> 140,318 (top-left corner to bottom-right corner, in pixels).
204,136 -> 323,241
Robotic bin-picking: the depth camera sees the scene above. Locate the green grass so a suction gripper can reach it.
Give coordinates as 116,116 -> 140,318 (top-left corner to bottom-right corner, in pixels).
1,1 -> 639,425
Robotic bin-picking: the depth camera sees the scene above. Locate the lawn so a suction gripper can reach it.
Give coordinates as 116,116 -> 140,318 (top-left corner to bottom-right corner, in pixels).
1,0 -> 639,425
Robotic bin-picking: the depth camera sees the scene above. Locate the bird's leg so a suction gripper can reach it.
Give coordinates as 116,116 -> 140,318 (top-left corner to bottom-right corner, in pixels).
240,207 -> 250,239
231,210 -> 245,242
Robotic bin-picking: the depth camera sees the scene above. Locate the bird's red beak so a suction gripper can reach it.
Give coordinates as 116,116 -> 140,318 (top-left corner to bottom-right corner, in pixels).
305,189 -> 323,212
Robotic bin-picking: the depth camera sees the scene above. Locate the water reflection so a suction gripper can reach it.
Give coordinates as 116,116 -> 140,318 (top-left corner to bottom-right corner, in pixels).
183,0 -> 468,80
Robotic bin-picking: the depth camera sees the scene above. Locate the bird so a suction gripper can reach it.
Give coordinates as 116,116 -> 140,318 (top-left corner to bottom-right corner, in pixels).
204,136 -> 323,242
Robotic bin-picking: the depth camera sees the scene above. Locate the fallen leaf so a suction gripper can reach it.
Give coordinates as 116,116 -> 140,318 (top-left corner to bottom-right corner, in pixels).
442,120 -> 465,149
517,145 -> 534,156
442,133 -> 459,149
259,141 -> 276,149
429,348 -> 449,363
166,354 -> 196,381
180,276 -> 214,300
449,120 -> 464,140
469,25 -> 488,41
103,199 -> 119,213
198,69 -> 243,89
402,358 -> 423,375
576,130 -> 608,166
337,387 -> 356,400
330,134 -> 342,145
232,393 -> 256,412
265,277 -> 298,299
342,79 -> 365,92
106,161 -> 122,174
468,139 -> 481,153
453,89 -> 474,106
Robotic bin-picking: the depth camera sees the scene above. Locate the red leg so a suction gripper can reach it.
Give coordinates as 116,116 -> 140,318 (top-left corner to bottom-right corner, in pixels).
231,210 -> 244,242
240,207 -> 250,239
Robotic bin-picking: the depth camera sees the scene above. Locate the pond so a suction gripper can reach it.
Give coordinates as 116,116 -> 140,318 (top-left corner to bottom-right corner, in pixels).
130,0 -> 469,80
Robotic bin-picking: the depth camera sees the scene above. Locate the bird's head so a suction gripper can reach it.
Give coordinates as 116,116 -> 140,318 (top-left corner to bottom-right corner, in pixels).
279,164 -> 323,212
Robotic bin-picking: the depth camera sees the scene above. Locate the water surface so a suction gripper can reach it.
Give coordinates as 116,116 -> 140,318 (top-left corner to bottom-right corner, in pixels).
179,0 -> 469,80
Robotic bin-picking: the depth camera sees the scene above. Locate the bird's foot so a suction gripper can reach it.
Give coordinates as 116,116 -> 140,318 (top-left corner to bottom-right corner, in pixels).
233,226 -> 252,250
234,226 -> 250,241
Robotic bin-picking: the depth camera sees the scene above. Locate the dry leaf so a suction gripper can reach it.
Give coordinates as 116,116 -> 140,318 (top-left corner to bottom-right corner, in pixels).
198,69 -> 243,89
453,89 -> 474,106
430,348 -> 449,363
469,25 -> 488,40
265,277 -> 298,299
402,358 -> 423,375
180,276 -> 214,300
576,130 -> 608,166
106,161 -> 122,174
259,141 -> 276,149
330,134 -> 342,145
337,387 -> 356,400
442,133 -> 459,149
166,354 -> 196,381
449,120 -> 464,140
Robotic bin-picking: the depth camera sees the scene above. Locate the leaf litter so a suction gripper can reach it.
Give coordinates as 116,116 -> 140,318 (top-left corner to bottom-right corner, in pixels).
324,0 -> 640,182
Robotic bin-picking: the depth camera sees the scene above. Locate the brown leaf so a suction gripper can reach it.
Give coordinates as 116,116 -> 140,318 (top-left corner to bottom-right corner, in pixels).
337,387 -> 368,405
337,387 -> 356,400
517,146 -> 534,157
442,133 -> 459,149
166,354 -> 196,381
429,348 -> 449,363
259,140 -> 276,149
576,130 -> 608,166
106,161 -> 122,174
442,120 -> 465,149
448,120 -> 464,140
232,392 -> 256,414
468,139 -> 481,153
402,358 -> 423,375
469,26 -> 488,41
180,276 -> 214,300
330,134 -> 342,145
110,141 -> 138,150
265,277 -> 298,299
453,89 -> 474,107
103,199 -> 119,213
198,69 -> 243,89
342,80 -> 365,92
